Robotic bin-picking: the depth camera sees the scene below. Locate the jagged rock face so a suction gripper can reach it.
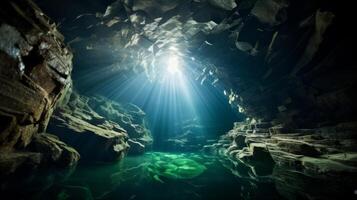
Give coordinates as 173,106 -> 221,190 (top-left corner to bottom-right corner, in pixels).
86,95 -> 153,150
206,120 -> 357,199
208,121 -> 357,177
0,0 -> 76,175
35,0 -> 355,129
36,0 -> 357,182
47,91 -> 152,159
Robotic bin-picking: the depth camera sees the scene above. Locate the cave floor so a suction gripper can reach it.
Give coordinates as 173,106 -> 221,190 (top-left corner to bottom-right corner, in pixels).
5,152 -> 355,200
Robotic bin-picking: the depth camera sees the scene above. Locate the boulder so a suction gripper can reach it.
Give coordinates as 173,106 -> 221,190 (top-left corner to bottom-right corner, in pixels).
27,133 -> 79,167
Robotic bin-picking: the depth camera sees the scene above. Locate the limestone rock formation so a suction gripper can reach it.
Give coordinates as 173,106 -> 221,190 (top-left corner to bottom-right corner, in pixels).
48,93 -> 129,161
47,91 -> 152,160
0,0 -> 76,176
210,121 -> 357,177
87,95 -> 153,153
205,120 -> 357,199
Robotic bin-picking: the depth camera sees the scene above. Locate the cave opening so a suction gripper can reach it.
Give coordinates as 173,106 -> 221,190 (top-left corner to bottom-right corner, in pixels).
1,0 -> 357,200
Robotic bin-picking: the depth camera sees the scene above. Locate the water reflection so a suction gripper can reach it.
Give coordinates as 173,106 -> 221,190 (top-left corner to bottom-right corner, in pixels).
1,152 -> 356,200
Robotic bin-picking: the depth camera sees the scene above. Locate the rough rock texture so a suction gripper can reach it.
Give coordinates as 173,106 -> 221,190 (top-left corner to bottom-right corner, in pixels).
47,91 -> 152,160
48,93 -> 128,161
27,133 -> 80,167
36,0 -> 355,156
0,152 -> 42,177
206,120 -> 357,199
37,0 -> 355,130
208,121 -> 357,176
0,0 -> 76,176
86,94 -> 153,154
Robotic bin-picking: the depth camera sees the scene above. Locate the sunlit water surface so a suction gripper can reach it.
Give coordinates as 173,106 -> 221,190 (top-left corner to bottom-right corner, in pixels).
25,152 -> 281,200
70,153 -> 275,199
7,152 -> 355,200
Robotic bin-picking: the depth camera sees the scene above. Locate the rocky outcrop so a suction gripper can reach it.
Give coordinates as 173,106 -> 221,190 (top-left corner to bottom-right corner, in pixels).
47,91 -> 152,160
48,93 -> 129,161
209,121 -> 357,177
27,133 -> 80,167
206,120 -> 357,199
0,0 -> 76,176
86,94 -> 153,154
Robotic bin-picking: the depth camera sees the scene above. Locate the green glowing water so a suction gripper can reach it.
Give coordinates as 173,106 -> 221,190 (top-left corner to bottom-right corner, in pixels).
42,152 -> 280,200
148,152 -> 207,181
11,152 -> 351,200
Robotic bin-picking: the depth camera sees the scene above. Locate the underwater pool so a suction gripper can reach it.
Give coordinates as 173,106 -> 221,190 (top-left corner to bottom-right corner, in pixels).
3,152 -> 355,200
65,152 -> 284,200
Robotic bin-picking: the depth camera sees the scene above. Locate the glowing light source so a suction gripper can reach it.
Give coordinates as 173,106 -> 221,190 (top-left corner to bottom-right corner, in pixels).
166,54 -> 180,75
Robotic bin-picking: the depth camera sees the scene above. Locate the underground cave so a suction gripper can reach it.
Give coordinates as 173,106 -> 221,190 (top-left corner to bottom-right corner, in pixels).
0,0 -> 356,199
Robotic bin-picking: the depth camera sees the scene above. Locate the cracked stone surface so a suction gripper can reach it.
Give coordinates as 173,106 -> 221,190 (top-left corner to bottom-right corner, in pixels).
0,0 -> 77,176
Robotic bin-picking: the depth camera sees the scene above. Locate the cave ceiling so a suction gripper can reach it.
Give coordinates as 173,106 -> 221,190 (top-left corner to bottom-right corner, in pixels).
34,0 -> 354,127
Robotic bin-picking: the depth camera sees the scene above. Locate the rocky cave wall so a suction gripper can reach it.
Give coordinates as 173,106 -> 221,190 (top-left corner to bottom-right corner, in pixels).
205,1 -> 355,129
1,0 -> 356,186
192,0 -> 357,188
35,0 -> 356,165
0,0 -> 79,177
0,2 -> 156,182
47,90 -> 153,160
35,0 -> 356,192
34,0 -> 355,129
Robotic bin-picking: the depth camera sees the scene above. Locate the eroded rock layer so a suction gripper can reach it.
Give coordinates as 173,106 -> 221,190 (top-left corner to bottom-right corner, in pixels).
205,120 -> 357,198
0,0 -> 77,177
47,91 -> 152,160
